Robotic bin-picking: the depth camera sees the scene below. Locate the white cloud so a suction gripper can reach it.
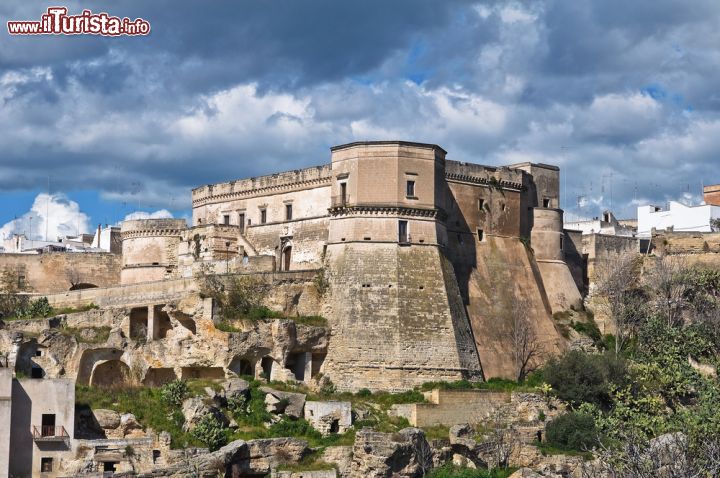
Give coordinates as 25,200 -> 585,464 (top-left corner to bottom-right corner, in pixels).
0,193 -> 90,241
575,92 -> 662,143
123,209 -> 174,221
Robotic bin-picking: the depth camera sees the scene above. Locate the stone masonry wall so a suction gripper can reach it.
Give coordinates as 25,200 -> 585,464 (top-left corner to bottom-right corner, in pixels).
392,389 -> 511,427
652,231 -> 720,256
0,252 -> 121,293
323,242 -> 482,392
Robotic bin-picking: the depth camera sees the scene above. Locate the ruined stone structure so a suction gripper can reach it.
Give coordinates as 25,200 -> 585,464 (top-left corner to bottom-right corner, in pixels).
2,374 -> 76,478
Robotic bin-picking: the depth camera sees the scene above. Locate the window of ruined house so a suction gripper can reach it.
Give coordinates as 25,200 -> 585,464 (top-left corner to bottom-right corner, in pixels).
399,220 -> 409,243
260,209 -> 267,224
104,462 -> 118,472
478,198 -> 485,210
543,198 -> 550,208
406,180 -> 416,198
223,214 -> 230,225
31,366 -> 43,379
603,212 -> 609,222
41,457 -> 53,473
286,204 -> 293,221
153,450 -> 161,464
477,229 -> 484,242
41,414 -> 56,436
239,213 -> 245,233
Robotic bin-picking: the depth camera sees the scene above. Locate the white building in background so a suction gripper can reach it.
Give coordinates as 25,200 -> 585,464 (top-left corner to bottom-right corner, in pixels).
90,224 -> 121,254
564,210 -> 636,237
637,201 -> 720,237
1,225 -> 120,254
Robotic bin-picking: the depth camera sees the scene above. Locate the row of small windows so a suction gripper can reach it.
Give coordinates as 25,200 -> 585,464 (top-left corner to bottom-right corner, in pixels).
221,204 -> 293,229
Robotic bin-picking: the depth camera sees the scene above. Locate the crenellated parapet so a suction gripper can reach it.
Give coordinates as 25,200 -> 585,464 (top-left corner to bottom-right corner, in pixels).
191,164 -> 332,207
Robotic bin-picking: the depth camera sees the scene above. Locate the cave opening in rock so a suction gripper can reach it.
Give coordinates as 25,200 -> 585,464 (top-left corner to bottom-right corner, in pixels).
91,360 -> 131,388
129,307 -> 148,340
229,356 -> 255,377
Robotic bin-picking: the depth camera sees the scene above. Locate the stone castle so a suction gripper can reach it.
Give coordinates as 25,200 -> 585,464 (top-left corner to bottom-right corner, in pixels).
0,140 -> 589,477
115,140 -> 581,389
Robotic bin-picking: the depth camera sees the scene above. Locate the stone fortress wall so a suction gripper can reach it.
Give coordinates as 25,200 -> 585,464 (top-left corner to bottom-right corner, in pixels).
0,252 -> 121,293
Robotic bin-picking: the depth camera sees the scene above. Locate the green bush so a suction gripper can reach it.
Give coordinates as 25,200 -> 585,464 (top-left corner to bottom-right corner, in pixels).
160,380 -> 189,407
245,306 -> 284,321
427,463 -> 514,478
268,417 -> 322,441
543,350 -> 628,410
191,414 -> 227,451
357,388 -> 372,397
545,412 -> 599,451
571,320 -> 602,343
15,297 -> 54,320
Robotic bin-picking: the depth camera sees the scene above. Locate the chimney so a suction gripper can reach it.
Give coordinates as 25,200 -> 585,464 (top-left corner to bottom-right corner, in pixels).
704,184 -> 720,207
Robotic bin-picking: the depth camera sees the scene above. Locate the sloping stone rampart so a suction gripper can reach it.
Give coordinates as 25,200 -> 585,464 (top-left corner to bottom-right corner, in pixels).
323,242 -> 482,391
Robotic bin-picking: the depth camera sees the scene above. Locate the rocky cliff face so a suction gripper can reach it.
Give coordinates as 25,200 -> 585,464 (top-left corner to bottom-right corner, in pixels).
0,292 -> 329,388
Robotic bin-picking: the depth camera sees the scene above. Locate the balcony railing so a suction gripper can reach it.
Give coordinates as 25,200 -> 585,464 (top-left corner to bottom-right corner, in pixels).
32,425 -> 69,442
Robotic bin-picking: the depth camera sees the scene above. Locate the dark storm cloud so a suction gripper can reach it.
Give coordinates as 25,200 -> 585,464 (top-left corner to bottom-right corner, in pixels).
0,0 -> 719,224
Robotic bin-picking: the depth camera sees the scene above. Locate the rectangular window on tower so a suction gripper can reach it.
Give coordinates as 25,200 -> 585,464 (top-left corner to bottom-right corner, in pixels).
399,220 -> 408,243
260,209 -> 267,224
239,213 -> 245,233
406,180 -> 416,198
223,215 -> 230,225
286,204 -> 293,221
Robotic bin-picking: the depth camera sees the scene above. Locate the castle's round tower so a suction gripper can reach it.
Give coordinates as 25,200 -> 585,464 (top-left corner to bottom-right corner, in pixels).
120,219 -> 187,285
530,207 -> 564,261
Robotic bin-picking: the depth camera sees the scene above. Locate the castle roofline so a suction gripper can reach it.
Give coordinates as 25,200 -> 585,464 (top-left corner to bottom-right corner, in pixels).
330,140 -> 448,155
191,163 -> 331,194
507,161 -> 560,171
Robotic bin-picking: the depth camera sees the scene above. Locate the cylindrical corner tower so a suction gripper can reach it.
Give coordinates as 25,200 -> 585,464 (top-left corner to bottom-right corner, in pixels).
531,207 -> 564,261
120,219 -> 187,284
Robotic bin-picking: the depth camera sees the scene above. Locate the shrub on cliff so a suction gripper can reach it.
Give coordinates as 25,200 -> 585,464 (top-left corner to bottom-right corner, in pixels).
191,413 -> 227,451
545,412 -> 599,451
160,380 -> 189,407
543,350 -> 628,410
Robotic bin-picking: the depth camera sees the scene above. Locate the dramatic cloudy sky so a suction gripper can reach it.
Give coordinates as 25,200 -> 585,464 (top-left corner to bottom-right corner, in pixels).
1,0 -> 719,239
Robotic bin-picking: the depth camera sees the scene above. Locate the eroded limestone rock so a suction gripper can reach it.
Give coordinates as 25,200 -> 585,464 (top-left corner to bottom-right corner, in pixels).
351,428 -> 432,478
261,387 -> 306,418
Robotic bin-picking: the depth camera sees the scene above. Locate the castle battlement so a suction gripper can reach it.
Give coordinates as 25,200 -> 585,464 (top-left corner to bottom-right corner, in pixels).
191,164 -> 332,207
